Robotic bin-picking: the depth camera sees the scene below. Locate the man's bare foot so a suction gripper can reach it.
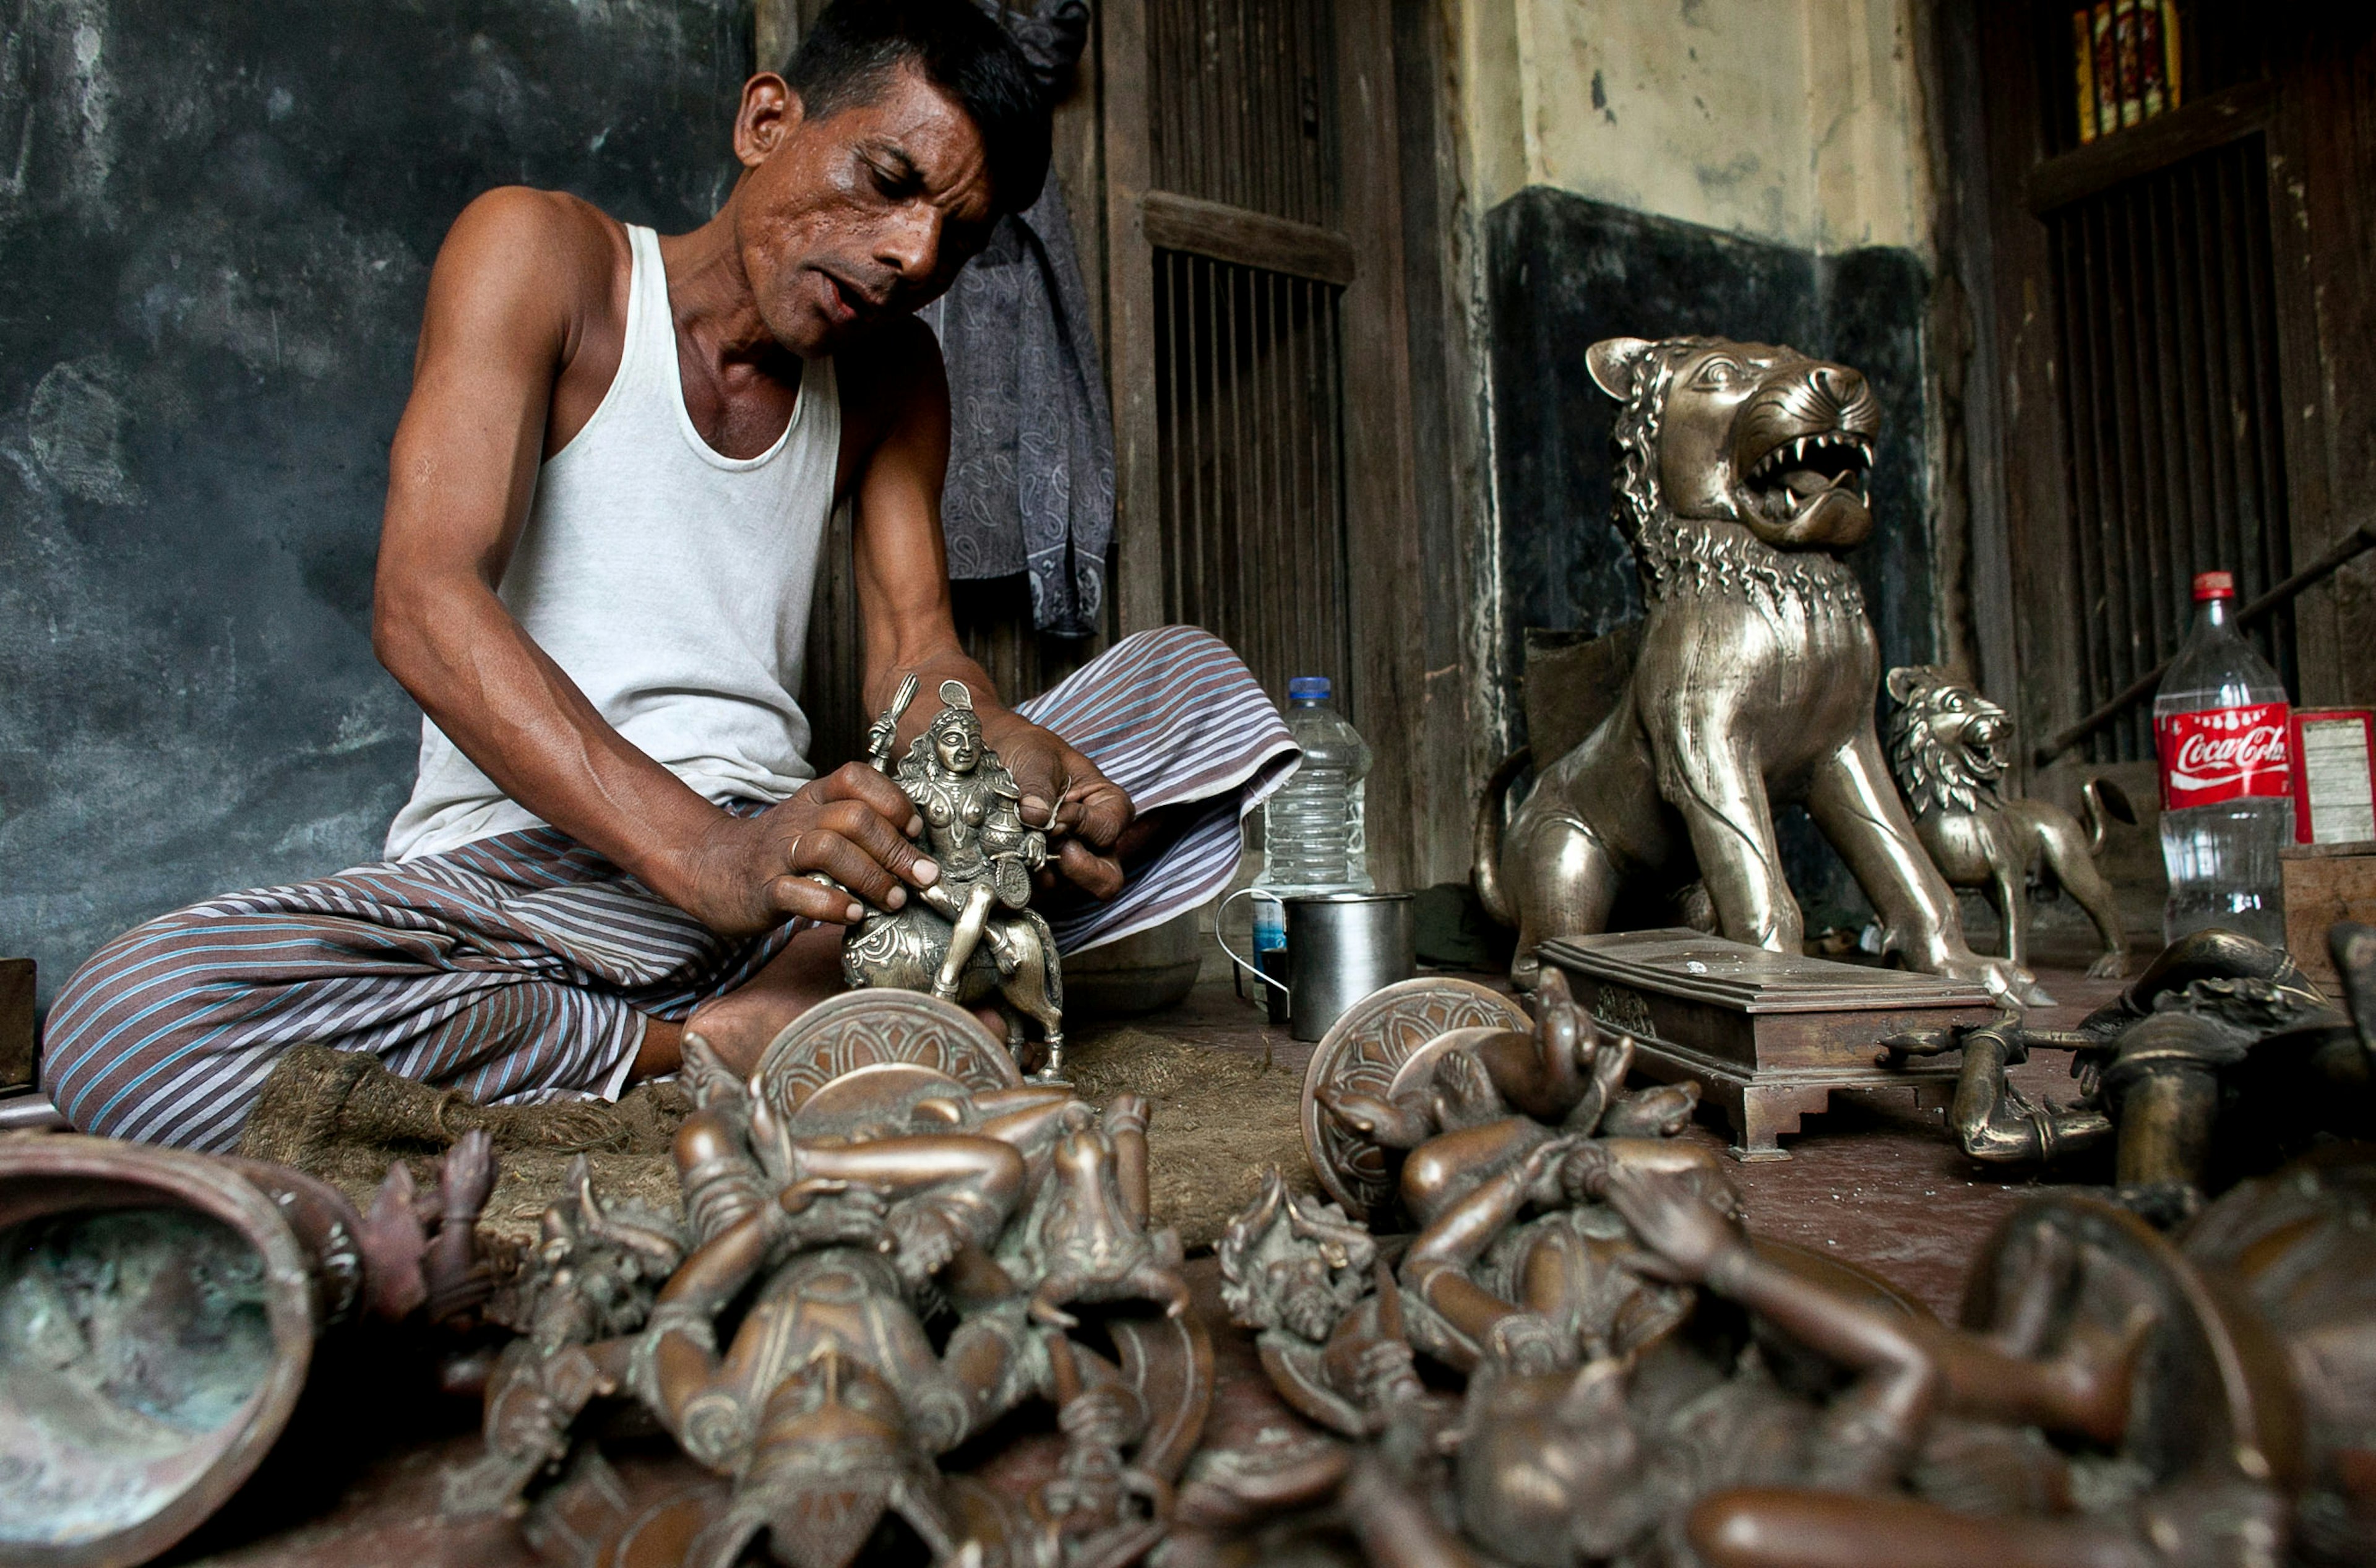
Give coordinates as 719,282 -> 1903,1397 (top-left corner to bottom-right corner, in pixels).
647,923 -> 849,1080
634,924 -> 1023,1086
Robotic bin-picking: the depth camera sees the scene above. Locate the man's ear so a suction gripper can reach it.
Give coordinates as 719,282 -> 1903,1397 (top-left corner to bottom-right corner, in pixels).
733,72 -> 801,168
1586,337 -> 1656,400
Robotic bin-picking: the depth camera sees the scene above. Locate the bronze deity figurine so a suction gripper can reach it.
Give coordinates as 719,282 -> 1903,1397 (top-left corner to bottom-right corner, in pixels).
1192,968 -> 2376,1568
1471,334 -> 2034,1006
1885,663 -> 2135,980
840,676 -> 1066,1077
1291,974 -> 1728,1381
1888,924 -> 2376,1225
449,989 -> 1207,1568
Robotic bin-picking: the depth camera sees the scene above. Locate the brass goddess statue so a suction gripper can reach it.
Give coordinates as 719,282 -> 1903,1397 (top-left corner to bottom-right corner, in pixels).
840,677 -> 1067,1075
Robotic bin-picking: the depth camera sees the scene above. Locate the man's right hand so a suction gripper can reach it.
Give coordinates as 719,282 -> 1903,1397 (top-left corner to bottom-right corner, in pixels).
671,763 -> 939,936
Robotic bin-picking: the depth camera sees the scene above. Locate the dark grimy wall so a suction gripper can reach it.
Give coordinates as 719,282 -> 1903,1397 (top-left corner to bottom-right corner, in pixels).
1485,187 -> 1939,929
0,0 -> 751,1009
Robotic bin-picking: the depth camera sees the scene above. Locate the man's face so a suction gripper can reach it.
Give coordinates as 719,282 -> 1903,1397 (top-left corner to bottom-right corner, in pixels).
730,62 -> 999,355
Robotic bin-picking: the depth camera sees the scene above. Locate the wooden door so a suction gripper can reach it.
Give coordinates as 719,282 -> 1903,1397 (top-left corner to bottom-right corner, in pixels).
1967,2 -> 2372,791
1101,0 -> 1426,888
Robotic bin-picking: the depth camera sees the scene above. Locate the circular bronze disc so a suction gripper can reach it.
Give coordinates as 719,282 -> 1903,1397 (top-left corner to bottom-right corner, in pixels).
1301,978 -> 1530,1223
0,1135 -> 319,1568
753,989 -> 1018,1125
1961,1193 -> 2300,1493
787,1061 -> 981,1136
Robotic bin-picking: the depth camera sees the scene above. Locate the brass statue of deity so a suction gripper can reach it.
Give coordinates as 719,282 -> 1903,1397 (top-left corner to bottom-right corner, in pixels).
1192,968 -> 2376,1568
842,677 -> 1066,1077
448,991 -> 1205,1568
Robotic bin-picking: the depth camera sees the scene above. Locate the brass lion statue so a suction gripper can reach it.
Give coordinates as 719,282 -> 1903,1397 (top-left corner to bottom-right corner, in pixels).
1473,334 -> 2033,1003
1885,665 -> 2134,980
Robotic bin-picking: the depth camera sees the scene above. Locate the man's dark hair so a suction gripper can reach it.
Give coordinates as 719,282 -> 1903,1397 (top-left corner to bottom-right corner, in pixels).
785,0 -> 1051,216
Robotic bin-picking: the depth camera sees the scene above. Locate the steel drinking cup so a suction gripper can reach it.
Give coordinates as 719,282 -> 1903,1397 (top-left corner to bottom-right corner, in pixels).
1220,889 -> 1416,1041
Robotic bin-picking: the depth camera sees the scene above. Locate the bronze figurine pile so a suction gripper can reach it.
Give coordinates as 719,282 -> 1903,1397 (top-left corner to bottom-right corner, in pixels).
12,950 -> 2371,1567
446,989 -> 1204,1568
1173,963 -> 2376,1568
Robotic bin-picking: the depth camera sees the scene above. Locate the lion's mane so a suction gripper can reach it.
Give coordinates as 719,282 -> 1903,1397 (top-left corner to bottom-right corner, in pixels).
1885,672 -> 2003,816
1611,337 -> 1867,618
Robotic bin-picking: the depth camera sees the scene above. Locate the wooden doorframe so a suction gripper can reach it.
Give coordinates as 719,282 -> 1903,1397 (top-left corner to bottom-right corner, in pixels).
1959,3 -> 2361,781
1099,0 -> 1431,890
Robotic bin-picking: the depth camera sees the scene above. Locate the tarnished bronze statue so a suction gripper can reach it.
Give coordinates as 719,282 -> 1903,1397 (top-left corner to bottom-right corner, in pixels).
1304,970 -> 1705,1233
450,989 -> 1207,1568
1471,335 -> 2034,1006
1888,925 -> 2376,1223
1306,1159 -> 2342,1568
1885,664 -> 2134,980
1200,963 -> 2376,1568
841,676 -> 1067,1076
1215,1173 -> 1432,1442
1276,973 -> 1727,1384
1,1131 -> 495,1568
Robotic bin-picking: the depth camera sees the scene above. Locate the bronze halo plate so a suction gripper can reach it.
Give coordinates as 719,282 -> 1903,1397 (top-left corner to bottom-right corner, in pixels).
749,989 -> 1023,1134
1299,977 -> 1531,1229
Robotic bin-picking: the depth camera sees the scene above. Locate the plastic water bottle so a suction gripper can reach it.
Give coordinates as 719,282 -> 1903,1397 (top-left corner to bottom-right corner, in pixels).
2154,571 -> 2292,948
1257,676 -> 1375,909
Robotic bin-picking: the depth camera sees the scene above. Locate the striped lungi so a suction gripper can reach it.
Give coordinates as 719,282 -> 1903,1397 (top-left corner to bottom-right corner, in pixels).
42,626 -> 1296,1151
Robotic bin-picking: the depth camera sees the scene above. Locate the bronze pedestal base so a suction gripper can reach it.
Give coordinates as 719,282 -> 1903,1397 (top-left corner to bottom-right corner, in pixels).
1539,931 -> 1995,1159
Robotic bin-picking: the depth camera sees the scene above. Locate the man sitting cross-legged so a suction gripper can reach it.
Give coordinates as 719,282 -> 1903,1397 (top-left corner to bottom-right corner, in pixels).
43,0 -> 1293,1152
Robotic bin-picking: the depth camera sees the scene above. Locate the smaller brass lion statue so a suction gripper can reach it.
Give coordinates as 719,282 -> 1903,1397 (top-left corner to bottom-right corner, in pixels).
1885,665 -> 2133,980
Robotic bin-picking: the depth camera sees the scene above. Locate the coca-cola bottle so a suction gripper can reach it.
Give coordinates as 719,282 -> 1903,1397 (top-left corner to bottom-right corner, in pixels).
2154,571 -> 2293,947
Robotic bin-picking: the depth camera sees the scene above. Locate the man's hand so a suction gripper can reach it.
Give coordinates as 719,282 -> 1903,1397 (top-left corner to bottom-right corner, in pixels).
670,763 -> 939,936
836,320 -> 1134,905
987,716 -> 1134,901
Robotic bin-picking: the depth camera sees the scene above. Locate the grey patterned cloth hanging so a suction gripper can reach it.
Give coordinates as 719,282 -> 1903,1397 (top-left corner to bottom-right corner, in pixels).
924,0 -> 1113,638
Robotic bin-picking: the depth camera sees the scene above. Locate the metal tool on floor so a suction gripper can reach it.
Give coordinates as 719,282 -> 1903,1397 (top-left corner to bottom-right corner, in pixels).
1220,889 -> 1416,1041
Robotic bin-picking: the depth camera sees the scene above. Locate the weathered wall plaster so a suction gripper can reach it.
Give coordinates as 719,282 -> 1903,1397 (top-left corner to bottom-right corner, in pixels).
1456,0 -> 1934,258
0,0 -> 749,1010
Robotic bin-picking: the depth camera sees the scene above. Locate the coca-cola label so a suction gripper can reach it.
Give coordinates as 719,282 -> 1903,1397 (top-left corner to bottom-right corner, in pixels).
2156,702 -> 2293,808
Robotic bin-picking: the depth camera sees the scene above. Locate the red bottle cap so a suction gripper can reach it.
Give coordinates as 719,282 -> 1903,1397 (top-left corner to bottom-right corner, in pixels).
2192,571 -> 2236,601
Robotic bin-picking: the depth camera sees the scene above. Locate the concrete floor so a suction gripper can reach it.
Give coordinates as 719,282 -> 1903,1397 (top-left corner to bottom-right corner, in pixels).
166,956 -> 2131,1564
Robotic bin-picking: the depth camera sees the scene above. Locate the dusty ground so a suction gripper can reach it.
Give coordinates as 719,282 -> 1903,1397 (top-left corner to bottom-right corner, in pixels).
235,980 -> 1322,1257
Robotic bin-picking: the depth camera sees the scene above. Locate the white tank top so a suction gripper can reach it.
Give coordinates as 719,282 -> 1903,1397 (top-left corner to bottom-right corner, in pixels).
385,224 -> 841,860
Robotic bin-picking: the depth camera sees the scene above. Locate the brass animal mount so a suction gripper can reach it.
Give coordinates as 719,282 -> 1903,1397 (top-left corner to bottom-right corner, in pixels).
1473,334 -> 2034,1005
1885,664 -> 2135,980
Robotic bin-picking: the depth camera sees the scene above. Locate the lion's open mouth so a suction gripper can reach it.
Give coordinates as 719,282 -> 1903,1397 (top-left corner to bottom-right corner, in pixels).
1741,431 -> 1873,525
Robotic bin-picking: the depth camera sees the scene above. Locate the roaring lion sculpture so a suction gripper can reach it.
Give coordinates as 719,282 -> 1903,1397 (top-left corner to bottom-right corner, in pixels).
1885,665 -> 2133,980
1473,334 -> 2032,1002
